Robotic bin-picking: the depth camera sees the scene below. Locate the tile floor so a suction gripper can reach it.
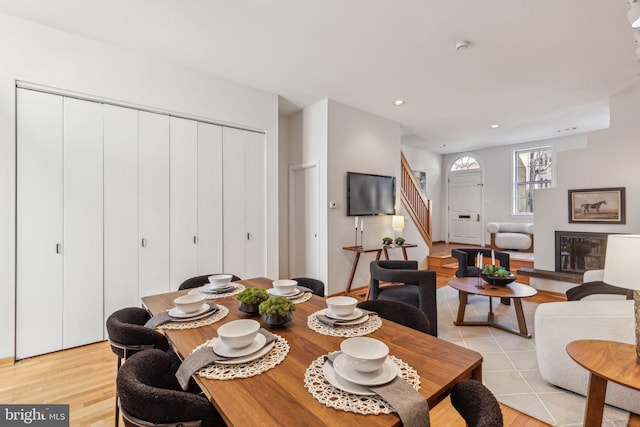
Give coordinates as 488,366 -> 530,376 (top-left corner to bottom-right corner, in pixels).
437,285 -> 629,427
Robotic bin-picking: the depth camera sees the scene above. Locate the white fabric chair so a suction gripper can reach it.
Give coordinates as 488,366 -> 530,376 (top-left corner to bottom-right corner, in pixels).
534,271 -> 640,413
486,222 -> 534,252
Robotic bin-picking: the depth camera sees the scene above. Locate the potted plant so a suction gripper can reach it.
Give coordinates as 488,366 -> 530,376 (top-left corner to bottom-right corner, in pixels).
394,237 -> 405,245
382,236 -> 393,246
237,287 -> 269,315
259,296 -> 296,327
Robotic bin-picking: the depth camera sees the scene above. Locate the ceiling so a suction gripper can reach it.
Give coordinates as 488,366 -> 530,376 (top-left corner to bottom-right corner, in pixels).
1,0 -> 639,153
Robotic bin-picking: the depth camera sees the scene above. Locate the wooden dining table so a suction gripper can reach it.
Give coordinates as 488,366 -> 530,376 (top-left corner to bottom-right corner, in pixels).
141,277 -> 483,427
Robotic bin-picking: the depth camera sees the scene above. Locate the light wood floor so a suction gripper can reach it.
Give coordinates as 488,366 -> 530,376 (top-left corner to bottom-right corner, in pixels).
1,270 -> 637,426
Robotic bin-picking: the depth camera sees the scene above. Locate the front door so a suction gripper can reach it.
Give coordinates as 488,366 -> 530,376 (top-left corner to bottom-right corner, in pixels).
448,170 -> 482,245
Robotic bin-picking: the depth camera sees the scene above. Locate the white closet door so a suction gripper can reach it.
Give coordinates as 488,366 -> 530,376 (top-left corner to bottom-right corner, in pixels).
16,89 -> 64,359
222,127 -> 246,277
244,131 -> 266,278
62,97 -> 104,348
170,117 -> 198,290
197,122 -> 223,274
139,112 -> 170,297
104,105 -> 139,318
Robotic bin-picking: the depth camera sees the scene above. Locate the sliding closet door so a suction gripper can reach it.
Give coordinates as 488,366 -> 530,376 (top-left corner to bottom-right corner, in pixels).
139,112 -> 170,297
16,89 -> 64,359
244,131 -> 266,278
222,128 -> 246,277
62,98 -> 104,348
197,122 -> 223,274
170,117 -> 198,289
104,105 -> 139,317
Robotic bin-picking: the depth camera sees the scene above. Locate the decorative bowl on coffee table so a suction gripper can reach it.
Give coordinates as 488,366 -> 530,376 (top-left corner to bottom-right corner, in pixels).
480,273 -> 517,286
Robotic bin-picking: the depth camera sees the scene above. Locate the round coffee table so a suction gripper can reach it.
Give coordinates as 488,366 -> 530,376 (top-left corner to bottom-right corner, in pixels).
448,277 -> 537,338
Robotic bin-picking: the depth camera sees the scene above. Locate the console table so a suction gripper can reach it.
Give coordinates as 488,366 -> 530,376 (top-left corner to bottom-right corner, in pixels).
343,244 -> 418,295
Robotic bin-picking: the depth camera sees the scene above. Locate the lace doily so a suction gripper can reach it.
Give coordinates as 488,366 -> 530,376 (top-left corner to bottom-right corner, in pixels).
304,352 -> 420,415
291,291 -> 313,304
188,284 -> 246,299
192,335 -> 289,380
158,305 -> 229,330
307,311 -> 383,337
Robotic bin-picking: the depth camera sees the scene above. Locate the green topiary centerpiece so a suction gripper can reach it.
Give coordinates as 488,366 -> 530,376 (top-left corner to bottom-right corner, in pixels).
259,296 -> 296,327
237,287 -> 269,315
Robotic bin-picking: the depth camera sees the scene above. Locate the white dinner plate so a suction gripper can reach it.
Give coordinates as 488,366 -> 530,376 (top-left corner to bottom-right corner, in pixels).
323,308 -> 363,321
267,287 -> 302,298
168,304 -> 213,319
215,340 -> 276,365
318,312 -> 369,326
333,354 -> 399,386
323,360 -> 375,396
212,333 -> 267,358
168,304 -> 218,322
201,284 -> 235,294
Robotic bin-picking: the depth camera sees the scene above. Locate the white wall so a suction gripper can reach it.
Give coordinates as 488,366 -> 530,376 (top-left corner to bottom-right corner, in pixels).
326,100 -> 402,295
401,141 -> 444,242
0,13 -> 279,359
534,88 -> 640,270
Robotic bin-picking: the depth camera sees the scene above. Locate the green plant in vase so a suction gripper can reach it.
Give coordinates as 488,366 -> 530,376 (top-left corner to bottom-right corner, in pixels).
237,287 -> 269,315
259,296 -> 296,327
394,237 -> 405,245
382,237 -> 393,246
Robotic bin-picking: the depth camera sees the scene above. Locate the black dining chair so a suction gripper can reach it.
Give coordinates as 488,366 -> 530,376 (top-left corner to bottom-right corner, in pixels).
369,260 -> 437,337
452,248 -> 511,305
106,307 -> 171,427
117,349 -> 225,427
178,273 -> 242,290
357,300 -> 430,334
450,379 -> 503,427
291,277 -> 325,297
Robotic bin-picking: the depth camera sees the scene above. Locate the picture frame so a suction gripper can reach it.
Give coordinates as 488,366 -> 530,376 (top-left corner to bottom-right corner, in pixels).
568,187 -> 625,224
413,170 -> 427,195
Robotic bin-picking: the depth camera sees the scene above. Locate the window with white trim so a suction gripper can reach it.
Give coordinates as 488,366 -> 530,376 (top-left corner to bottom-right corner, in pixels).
450,156 -> 480,171
513,147 -> 552,215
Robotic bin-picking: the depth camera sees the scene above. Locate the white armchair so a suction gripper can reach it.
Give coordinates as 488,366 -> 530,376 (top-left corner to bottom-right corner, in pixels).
534,270 -> 639,413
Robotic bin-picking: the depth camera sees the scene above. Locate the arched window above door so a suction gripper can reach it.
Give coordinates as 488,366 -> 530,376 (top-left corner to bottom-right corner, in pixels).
450,156 -> 480,172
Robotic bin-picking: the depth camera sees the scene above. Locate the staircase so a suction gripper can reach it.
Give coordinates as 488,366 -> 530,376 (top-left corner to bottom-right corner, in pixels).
400,152 -> 432,250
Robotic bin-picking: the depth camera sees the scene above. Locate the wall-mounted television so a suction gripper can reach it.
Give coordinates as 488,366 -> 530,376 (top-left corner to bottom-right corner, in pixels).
347,172 -> 396,216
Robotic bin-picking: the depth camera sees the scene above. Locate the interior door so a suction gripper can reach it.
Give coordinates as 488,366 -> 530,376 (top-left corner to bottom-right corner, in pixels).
243,131 -> 266,278
16,89 -> 64,359
290,164 -> 319,278
222,127 -> 246,277
139,111 -> 170,297
197,122 -> 223,275
170,117 -> 198,290
448,170 -> 482,245
62,97 -> 104,348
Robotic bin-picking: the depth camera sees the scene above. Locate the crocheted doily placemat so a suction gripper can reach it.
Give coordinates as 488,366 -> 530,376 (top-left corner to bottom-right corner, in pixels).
158,305 -> 229,330
307,311 -> 383,337
303,352 -> 421,415
193,335 -> 289,380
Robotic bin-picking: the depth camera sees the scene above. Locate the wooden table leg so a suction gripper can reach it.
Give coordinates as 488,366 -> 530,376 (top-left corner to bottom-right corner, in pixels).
513,298 -> 530,337
454,292 -> 469,325
345,252 -> 361,295
583,373 -> 607,427
401,246 -> 408,260
364,250 -> 384,300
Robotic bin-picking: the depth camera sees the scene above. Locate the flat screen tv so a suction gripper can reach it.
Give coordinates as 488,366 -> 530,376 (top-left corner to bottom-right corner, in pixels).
347,172 -> 396,216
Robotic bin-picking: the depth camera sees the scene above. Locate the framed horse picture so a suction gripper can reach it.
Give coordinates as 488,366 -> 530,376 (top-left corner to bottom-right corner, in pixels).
568,187 -> 626,224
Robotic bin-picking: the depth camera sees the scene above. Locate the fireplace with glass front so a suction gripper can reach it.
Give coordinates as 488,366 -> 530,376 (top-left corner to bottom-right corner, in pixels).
555,231 -> 614,275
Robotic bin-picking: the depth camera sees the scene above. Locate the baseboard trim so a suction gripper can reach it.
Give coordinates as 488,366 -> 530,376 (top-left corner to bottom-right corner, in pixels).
0,356 -> 15,367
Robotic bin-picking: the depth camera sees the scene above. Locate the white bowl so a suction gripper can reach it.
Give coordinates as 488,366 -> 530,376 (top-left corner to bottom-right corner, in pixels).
173,294 -> 206,314
217,319 -> 260,349
272,279 -> 298,295
208,274 -> 233,288
326,296 -> 357,317
340,337 -> 389,373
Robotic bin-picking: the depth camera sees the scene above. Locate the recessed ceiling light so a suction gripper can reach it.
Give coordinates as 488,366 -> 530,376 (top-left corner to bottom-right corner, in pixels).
490,124 -> 500,128
393,100 -> 405,106
440,144 -> 447,147
565,127 -> 578,131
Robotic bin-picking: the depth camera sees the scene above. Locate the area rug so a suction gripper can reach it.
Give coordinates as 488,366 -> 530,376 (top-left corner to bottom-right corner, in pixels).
436,285 -> 630,427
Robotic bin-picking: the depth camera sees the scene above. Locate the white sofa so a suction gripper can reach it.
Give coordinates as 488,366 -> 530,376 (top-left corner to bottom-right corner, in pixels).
534,272 -> 639,413
486,222 -> 534,252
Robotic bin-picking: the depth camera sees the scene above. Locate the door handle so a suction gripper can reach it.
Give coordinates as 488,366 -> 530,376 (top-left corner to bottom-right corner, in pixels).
458,215 -> 471,219
193,236 -> 198,244
141,238 -> 147,248
477,214 -> 480,221
56,243 -> 62,254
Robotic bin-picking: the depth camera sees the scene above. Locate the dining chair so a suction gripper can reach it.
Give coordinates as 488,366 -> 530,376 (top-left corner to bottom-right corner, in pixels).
117,349 -> 225,427
106,307 -> 172,427
356,300 -> 430,333
369,260 -> 437,336
178,273 -> 242,290
291,277 -> 325,297
450,379 -> 503,427
451,248 -> 511,305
